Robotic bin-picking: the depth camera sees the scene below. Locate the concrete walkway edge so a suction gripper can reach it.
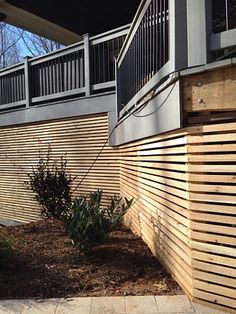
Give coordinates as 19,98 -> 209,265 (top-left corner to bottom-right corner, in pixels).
0,295 -> 228,314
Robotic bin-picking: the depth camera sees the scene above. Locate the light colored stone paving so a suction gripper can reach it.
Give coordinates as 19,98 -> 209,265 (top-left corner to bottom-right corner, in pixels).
125,296 -> 157,314
191,302 -> 228,314
56,298 -> 92,314
21,299 -> 60,313
155,295 -> 195,313
0,300 -> 26,314
0,295 -> 229,314
91,297 -> 125,314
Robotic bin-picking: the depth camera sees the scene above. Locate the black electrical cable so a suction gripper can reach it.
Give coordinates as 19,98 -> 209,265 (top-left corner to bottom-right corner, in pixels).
73,78 -> 177,192
72,122 -> 117,193
72,107 -> 135,192
132,81 -> 176,118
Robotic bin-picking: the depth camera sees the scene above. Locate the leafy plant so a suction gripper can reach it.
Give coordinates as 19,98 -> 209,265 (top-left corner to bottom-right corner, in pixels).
65,190 -> 133,254
27,148 -> 74,219
0,229 -> 14,266
106,194 -> 134,231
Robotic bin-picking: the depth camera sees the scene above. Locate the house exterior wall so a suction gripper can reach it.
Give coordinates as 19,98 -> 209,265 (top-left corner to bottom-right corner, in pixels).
0,113 -> 120,223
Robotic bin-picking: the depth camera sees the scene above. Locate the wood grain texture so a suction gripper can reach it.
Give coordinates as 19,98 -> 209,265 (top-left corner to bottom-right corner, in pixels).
0,110 -> 235,313
0,113 -> 120,223
120,130 -> 193,297
183,66 -> 236,112
187,122 -> 236,313
120,122 -> 236,312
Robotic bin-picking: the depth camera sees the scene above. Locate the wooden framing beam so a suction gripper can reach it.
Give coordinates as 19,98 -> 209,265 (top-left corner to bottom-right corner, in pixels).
0,1 -> 81,45
183,65 -> 236,112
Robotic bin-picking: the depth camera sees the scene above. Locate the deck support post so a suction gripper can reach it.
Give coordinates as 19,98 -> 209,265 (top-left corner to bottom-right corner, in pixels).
83,33 -> 91,97
24,56 -> 31,108
186,0 -> 212,67
169,0 -> 188,71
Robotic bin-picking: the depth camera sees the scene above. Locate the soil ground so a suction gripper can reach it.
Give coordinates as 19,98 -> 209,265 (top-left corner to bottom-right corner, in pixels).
0,219 -> 182,299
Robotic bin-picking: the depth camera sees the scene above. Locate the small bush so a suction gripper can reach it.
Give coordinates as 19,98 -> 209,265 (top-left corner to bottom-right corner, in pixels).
0,229 -> 14,266
106,194 -> 134,231
27,149 -> 74,219
65,190 -> 133,254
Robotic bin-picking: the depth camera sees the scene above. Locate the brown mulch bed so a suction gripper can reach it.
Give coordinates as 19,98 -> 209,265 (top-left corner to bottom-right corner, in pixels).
0,219 -> 182,299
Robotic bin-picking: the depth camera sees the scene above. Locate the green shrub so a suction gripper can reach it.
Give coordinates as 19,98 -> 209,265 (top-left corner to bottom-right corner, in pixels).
106,194 -> 134,231
0,229 -> 14,266
65,190 -> 133,254
27,149 -> 74,219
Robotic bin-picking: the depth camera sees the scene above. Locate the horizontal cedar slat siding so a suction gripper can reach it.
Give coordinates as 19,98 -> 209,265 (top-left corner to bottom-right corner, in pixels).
120,122 -> 236,313
187,122 -> 236,314
1,111 -> 235,313
119,130 -> 193,298
0,113 -> 120,223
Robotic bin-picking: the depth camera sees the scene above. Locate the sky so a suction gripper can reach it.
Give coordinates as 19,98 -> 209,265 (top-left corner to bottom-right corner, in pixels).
0,22 -> 63,68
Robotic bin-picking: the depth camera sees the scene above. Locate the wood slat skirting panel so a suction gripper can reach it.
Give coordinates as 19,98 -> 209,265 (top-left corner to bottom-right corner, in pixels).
120,122 -> 236,313
119,130 -> 193,297
0,113 -> 120,223
186,122 -> 236,313
1,109 -> 235,313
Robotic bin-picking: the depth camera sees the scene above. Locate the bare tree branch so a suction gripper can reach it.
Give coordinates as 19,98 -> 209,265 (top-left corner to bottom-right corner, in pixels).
0,28 -> 23,58
0,23 -> 22,68
0,22 -> 63,68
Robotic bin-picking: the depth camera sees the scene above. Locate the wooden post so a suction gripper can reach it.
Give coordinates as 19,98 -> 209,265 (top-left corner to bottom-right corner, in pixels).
24,56 -> 31,108
83,33 -> 91,97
